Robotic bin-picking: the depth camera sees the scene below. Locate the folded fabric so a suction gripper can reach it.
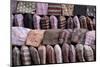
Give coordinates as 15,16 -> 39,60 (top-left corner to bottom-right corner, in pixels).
50,15 -> 58,29
40,16 -> 50,29
54,44 -> 62,63
16,1 -> 36,13
36,3 -> 48,15
48,3 -> 62,15
23,13 -> 34,29
26,30 -> 45,47
69,44 -> 76,62
14,14 -> 24,26
12,46 -> 21,66
84,45 -> 94,61
85,31 -> 95,45
79,16 -> 87,29
86,17 -> 94,30
42,29 -> 61,45
73,16 -> 80,29
71,29 -> 87,45
29,46 -> 40,64
76,44 -> 85,62
46,45 -> 55,64
66,17 -> 74,29
12,27 -> 31,45
58,16 -> 66,29
62,4 -> 74,16
62,43 -> 70,63
86,6 -> 96,17
11,0 -> 17,13
38,45 -> 46,64
73,5 -> 87,16
21,46 -> 31,65
33,14 -> 41,29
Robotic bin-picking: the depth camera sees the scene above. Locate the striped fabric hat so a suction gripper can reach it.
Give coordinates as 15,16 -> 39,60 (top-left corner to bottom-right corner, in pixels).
58,16 -> 66,29
66,17 -> 75,29
40,16 -> 50,29
54,44 -> 62,63
50,15 -> 58,29
16,1 -> 36,14
62,43 -> 70,63
12,46 -> 21,66
38,45 -> 46,64
29,46 -> 40,64
79,16 -> 87,29
46,45 -> 55,64
69,44 -> 76,62
76,44 -> 85,62
21,46 -> 31,65
86,17 -> 94,30
84,45 -> 94,61
48,3 -> 62,15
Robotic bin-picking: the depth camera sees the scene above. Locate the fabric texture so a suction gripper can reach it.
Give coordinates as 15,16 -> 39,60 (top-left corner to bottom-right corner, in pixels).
48,3 -> 62,15
71,29 -> 87,45
29,46 -> 40,64
66,17 -> 75,29
50,15 -> 58,29
62,43 -> 70,63
73,16 -> 80,29
86,6 -> 96,17
33,14 -> 41,29
16,1 -> 36,13
36,3 -> 48,15
40,16 -> 50,29
21,46 -> 31,65
62,4 -> 74,16
14,14 -> 24,26
58,16 -> 66,29
46,45 -> 55,64
11,0 -> 17,13
76,44 -> 85,62
42,29 -> 61,45
38,45 -> 46,64
79,16 -> 87,29
69,44 -> 76,62
54,44 -> 62,63
12,27 -> 31,45
26,30 -> 45,47
84,45 -> 94,61
23,13 -> 34,29
12,46 -> 21,66
85,31 -> 95,45
86,17 -> 94,30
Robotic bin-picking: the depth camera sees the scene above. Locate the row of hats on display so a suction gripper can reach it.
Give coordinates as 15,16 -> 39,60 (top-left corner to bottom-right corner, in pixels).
12,14 -> 96,30
11,1 -> 96,16
12,43 -> 96,66
12,27 -> 95,47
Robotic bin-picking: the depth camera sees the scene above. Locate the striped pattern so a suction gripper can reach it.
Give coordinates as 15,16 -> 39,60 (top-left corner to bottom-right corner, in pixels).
46,45 -> 55,64
58,16 -> 66,29
76,44 -> 85,62
40,16 -> 50,29
84,45 -> 94,61
38,45 -> 46,64
48,3 -> 62,15
62,43 -> 70,63
21,46 -> 31,65
12,47 -> 21,66
29,46 -> 40,64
